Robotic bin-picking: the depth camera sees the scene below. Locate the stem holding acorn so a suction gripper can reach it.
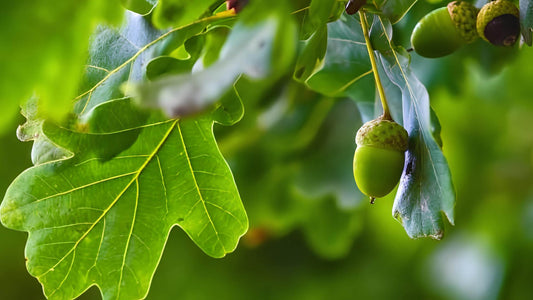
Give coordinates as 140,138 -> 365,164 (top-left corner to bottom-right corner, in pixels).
352,10 -> 409,204
358,10 -> 391,121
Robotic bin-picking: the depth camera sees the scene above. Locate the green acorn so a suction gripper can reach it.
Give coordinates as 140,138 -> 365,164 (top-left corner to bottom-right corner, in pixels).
411,1 -> 479,58
353,116 -> 409,203
477,0 -> 520,46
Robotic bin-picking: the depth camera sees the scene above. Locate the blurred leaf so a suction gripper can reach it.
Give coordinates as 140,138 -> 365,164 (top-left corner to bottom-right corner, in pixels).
294,99 -> 364,208
300,196 -> 362,259
294,100 -> 364,259
306,13 -> 372,97
146,56 -> 195,80
226,88 -> 364,258
153,0 -> 221,28
16,98 -> 70,166
0,98 -> 248,299
520,0 -> 533,46
300,0 -> 344,39
120,0 -> 157,15
373,0 -> 418,24
294,26 -> 329,82
197,27 -> 231,68
377,17 -> 455,239
77,11 -> 227,116
129,8 -> 297,118
212,87 -> 245,126
24,11 -> 226,166
369,13 -> 393,53
145,26 -> 231,80
430,107 -> 443,148
0,1 -> 123,132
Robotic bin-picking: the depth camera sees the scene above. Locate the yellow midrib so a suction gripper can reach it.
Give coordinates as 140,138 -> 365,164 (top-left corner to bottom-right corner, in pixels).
40,120 -> 178,297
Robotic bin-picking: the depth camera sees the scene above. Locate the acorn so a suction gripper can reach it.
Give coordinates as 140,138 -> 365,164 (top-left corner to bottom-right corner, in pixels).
411,1 -> 479,58
353,116 -> 409,203
477,0 -> 520,46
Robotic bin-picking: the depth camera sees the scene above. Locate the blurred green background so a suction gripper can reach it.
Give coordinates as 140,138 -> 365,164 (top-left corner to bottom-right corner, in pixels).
2,49 -> 533,300
2,1 -> 533,299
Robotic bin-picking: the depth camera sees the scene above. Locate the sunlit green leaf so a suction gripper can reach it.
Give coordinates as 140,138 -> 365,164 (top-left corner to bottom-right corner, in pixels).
0,8 -> 248,299
0,98 -> 248,300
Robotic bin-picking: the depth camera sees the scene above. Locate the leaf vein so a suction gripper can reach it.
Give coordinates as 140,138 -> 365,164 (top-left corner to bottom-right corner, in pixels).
8,172 -> 137,213
206,201 -> 244,227
155,155 -> 169,216
34,121 -> 177,280
75,13 -> 235,114
377,17 -> 444,194
47,250 -> 76,297
177,122 -> 227,253
117,178 -> 140,300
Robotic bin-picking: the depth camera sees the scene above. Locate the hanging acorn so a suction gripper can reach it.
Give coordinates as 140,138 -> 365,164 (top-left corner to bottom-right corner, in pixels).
410,1 -> 479,58
353,116 -> 409,203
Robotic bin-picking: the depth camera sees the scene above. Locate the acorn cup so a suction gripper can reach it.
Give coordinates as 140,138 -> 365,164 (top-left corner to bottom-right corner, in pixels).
411,1 -> 479,58
353,116 -> 409,203
477,0 -> 520,46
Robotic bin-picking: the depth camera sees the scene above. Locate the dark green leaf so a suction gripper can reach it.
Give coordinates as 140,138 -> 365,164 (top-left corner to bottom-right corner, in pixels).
430,107 -> 443,148
120,0 -> 158,15
377,31 -> 455,239
294,99 -> 364,208
301,196 -> 362,259
24,11 -> 224,165
369,13 -> 393,53
146,56 -> 195,80
373,0 -> 418,24
520,0 -> 533,45
212,87 -> 245,126
153,0 -> 221,28
294,25 -> 329,82
129,10 -> 297,118
77,11 -> 225,116
306,13 -> 373,97
300,0 -> 344,39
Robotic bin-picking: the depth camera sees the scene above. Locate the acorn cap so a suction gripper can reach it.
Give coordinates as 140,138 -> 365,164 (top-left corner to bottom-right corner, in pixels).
477,0 -> 520,46
356,118 -> 409,152
448,1 -> 480,43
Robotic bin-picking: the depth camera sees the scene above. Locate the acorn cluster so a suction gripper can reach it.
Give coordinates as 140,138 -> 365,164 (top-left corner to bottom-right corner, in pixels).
411,0 -> 521,58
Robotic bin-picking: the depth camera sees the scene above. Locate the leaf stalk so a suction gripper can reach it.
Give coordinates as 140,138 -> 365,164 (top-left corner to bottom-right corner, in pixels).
358,10 -> 391,120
